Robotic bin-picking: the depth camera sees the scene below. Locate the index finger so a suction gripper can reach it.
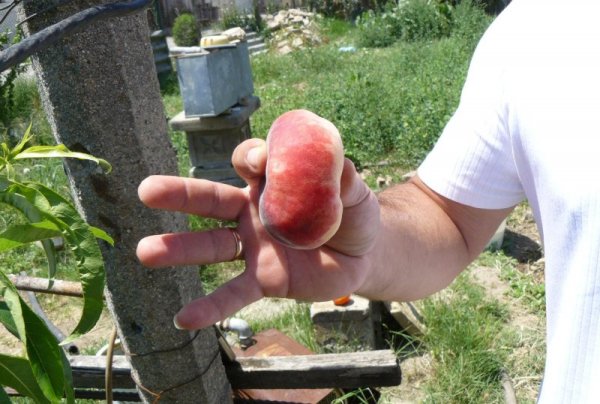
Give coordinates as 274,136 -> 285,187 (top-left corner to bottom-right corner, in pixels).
138,175 -> 248,220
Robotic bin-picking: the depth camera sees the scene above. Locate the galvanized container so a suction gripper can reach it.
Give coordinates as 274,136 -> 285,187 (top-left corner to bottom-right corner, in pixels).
173,42 -> 254,118
234,41 -> 254,98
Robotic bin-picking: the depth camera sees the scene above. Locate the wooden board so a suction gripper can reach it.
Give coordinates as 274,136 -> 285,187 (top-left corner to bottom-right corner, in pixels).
232,328 -> 334,403
68,350 -> 400,389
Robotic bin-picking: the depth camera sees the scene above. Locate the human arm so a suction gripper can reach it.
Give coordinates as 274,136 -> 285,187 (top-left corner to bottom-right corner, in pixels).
136,138 -> 512,329
358,175 -> 513,301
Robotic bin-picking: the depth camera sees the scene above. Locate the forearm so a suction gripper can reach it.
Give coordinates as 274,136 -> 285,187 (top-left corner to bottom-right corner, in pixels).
357,177 -> 511,301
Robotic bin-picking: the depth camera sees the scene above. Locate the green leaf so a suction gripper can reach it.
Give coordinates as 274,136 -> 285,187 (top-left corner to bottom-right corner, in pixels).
90,225 -> 115,246
1,143 -> 10,159
24,321 -> 64,404
0,221 -> 63,252
0,274 -> 26,343
0,179 -> 107,340
39,238 -> 59,281
25,183 -> 107,343
0,301 -> 18,339
8,123 -> 33,159
16,144 -> 112,173
0,354 -> 50,404
0,272 -> 65,403
0,181 -> 51,223
59,350 -> 75,404
0,180 -> 58,279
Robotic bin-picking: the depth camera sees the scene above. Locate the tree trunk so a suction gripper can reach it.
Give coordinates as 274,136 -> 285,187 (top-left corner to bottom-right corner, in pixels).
19,1 -> 232,402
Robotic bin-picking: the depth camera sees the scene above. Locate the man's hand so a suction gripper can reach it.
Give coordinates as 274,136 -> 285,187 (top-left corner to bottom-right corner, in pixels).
136,138 -> 380,330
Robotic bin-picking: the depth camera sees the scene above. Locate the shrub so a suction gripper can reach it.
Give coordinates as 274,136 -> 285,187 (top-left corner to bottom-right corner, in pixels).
394,0 -> 452,41
1,28 -> 26,138
450,0 -> 492,44
309,0 -> 395,21
356,0 -> 454,48
172,13 -> 199,46
220,7 -> 262,32
355,10 -> 396,48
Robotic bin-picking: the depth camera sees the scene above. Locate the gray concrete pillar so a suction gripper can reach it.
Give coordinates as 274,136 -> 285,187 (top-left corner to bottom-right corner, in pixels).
20,1 -> 231,402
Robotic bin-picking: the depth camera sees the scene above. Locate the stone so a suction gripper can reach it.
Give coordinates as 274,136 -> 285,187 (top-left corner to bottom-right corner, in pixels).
263,8 -> 322,55
278,44 -> 293,55
384,301 -> 426,337
291,37 -> 304,48
267,20 -> 281,30
310,295 -> 379,350
222,27 -> 246,41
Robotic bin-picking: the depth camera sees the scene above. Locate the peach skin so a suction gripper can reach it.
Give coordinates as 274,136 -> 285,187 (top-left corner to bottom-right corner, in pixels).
259,109 -> 344,249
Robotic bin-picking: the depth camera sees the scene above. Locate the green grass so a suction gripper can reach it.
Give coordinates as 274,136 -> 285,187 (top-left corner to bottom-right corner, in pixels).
420,272 -> 512,403
478,250 -> 546,315
244,303 -> 319,353
250,32 -> 478,170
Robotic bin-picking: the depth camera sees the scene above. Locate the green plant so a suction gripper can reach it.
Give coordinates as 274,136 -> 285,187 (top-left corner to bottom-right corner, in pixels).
480,250 -> 546,314
331,387 -> 380,403
395,0 -> 452,41
220,7 -> 261,32
1,28 -> 26,144
450,0 -> 491,45
0,126 -> 113,402
244,303 -> 318,352
356,0 -> 454,48
310,0 -> 395,21
355,10 -> 396,48
320,17 -> 354,42
420,273 -> 512,402
172,13 -> 199,46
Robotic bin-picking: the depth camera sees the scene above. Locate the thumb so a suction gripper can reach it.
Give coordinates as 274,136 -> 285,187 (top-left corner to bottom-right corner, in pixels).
232,138 -> 267,187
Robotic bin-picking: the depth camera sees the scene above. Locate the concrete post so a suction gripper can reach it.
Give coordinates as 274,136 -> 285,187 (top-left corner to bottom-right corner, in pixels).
170,95 -> 260,187
19,1 -> 231,402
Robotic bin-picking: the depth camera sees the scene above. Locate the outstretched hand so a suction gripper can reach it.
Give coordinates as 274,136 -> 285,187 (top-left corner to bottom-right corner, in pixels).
136,138 -> 380,330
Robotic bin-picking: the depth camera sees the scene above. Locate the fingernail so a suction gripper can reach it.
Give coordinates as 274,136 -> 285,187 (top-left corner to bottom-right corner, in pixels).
246,146 -> 260,170
173,315 -> 184,330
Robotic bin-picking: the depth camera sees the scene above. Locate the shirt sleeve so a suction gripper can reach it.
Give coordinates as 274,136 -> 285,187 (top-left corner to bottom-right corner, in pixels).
417,14 -> 526,210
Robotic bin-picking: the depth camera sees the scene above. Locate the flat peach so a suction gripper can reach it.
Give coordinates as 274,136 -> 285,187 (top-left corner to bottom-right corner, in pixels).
259,110 -> 344,249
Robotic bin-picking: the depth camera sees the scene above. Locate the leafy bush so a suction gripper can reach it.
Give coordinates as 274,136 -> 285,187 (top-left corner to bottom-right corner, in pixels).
355,10 -> 396,48
220,7 -> 262,32
394,0 -> 452,41
320,17 -> 354,41
1,29 -> 26,140
0,127 -> 113,403
356,0 -> 453,48
172,13 -> 199,46
309,0 -> 395,21
450,0 -> 492,44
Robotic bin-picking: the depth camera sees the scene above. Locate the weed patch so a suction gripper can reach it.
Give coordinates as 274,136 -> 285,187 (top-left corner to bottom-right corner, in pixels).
420,273 -> 513,402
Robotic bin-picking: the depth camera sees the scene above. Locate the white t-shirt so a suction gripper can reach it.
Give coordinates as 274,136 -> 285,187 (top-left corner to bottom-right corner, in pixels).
418,0 -> 600,401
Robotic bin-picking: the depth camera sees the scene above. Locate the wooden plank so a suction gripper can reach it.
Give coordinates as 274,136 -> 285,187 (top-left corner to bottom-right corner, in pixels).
68,350 -> 401,390
232,328 -> 334,402
230,350 -> 401,389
